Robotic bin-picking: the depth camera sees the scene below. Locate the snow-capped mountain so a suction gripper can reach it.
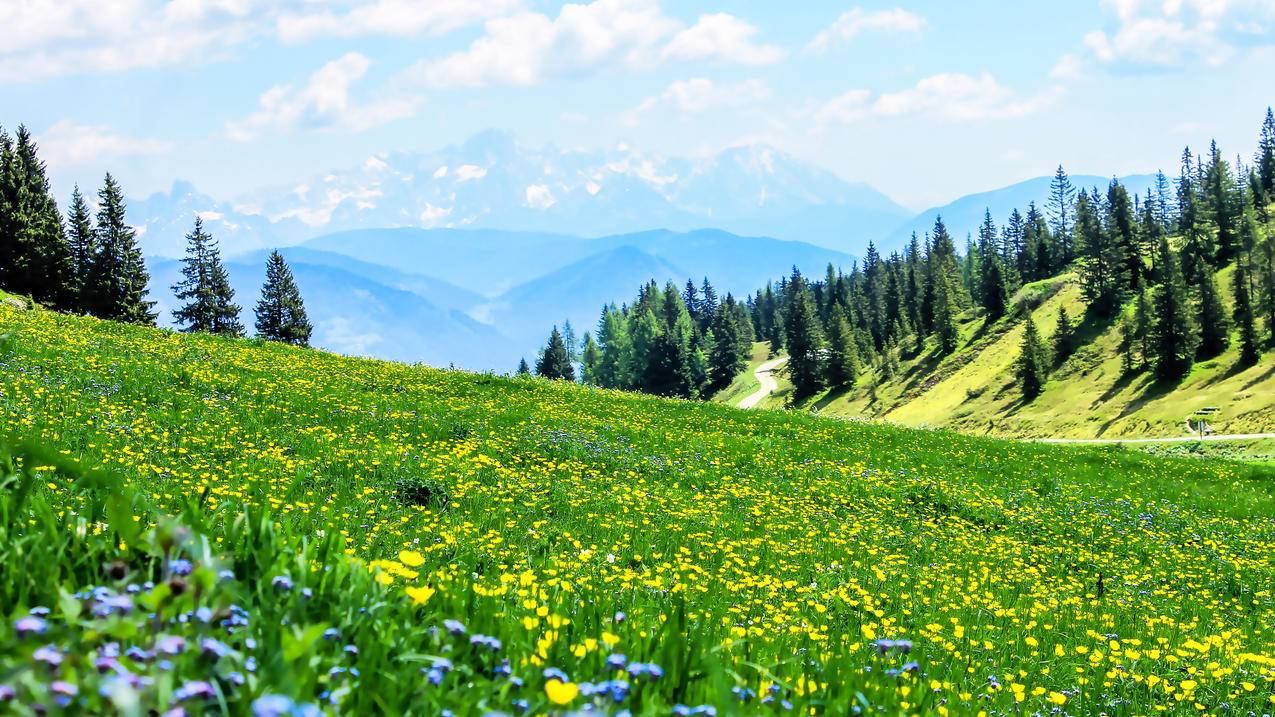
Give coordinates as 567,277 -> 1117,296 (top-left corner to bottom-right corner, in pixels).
131,130 -> 910,258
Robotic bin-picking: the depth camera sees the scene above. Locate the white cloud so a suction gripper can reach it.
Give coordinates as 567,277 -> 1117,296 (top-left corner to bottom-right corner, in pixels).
37,121 -> 174,168
1079,0 -> 1275,69
524,184 -> 557,209
276,0 -> 518,43
0,0 -> 260,81
225,53 -> 418,141
402,0 -> 781,88
813,73 -> 1061,127
454,165 -> 487,182
630,77 -> 772,120
662,13 -> 785,66
807,8 -> 926,53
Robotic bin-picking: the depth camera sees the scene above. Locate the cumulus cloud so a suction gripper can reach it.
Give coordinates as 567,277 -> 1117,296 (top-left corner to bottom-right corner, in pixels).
225,53 -> 418,141
1079,0 -> 1275,69
402,0 -> 781,88
37,121 -> 175,168
661,13 -> 785,66
276,0 -> 519,43
814,73 -> 1061,127
807,8 -> 926,53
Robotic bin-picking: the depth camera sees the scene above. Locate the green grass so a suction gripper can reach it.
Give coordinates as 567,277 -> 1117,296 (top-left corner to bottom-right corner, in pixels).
1,298 -> 1274,714
754,268 -> 1275,443
710,342 -> 771,407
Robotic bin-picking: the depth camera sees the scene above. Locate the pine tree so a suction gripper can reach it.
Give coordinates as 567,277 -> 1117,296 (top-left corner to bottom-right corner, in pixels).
1177,147 -> 1214,283
1256,107 -> 1275,197
561,320 -> 578,363
1118,315 -> 1136,374
823,310 -> 859,388
1151,235 -> 1199,380
86,173 -> 155,325
630,308 -> 664,392
1203,140 -> 1240,263
707,297 -> 749,393
595,306 -> 634,389
1133,285 -> 1153,370
699,277 -> 719,333
1233,254 -> 1261,365
516,357 -> 531,375
580,332 -> 601,385
1075,189 -> 1126,316
0,126 -> 75,310
976,209 -> 1008,320
171,217 -> 242,336
1048,165 -> 1076,261
1195,269 -> 1231,359
1052,305 -> 1076,364
254,250 -> 312,346
782,270 -> 825,398
535,326 -> 575,381
65,186 -> 96,310
1105,179 -> 1141,287
931,270 -> 960,355
1018,315 -> 1049,400
1261,231 -> 1275,346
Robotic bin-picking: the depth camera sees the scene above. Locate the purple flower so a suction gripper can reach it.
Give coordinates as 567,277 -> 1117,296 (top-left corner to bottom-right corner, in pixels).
15,615 -> 48,637
168,559 -> 194,577
606,653 -> 627,670
33,645 -> 63,668
444,619 -> 466,636
174,680 -> 217,701
200,638 -> 231,660
0,685 -> 15,701
271,575 -> 294,591
156,635 -> 186,655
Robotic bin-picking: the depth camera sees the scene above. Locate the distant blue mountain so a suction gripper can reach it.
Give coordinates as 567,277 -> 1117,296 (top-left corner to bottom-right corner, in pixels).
882,174 -> 1158,250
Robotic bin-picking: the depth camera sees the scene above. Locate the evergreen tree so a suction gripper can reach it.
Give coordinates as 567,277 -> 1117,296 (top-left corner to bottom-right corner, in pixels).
1052,304 -> 1076,364
254,250 -> 312,346
1260,231 -> 1275,345
86,173 -> 155,325
1256,107 -> 1275,197
1105,179 -> 1141,287
706,298 -> 747,393
1177,147 -> 1214,283
681,279 -> 700,327
1233,254 -> 1261,365
516,357 -> 531,375
1047,165 -> 1076,261
0,126 -> 75,310
561,320 -> 578,363
1203,140 -> 1240,263
1074,188 -> 1125,316
535,326 -> 575,381
1118,315 -> 1136,374
1133,284 -> 1153,370
629,308 -> 664,392
1195,269 -> 1231,359
595,306 -> 634,389
781,270 -> 825,398
823,310 -> 859,388
653,281 -> 699,398
1017,315 -> 1049,401
699,277 -> 719,333
976,210 -> 1009,321
1151,236 -> 1198,380
580,332 -> 602,385
171,217 -> 242,336
931,269 -> 960,355
65,186 -> 96,309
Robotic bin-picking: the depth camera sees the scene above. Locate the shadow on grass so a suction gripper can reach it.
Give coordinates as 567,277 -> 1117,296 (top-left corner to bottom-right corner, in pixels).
1094,374 -> 1183,436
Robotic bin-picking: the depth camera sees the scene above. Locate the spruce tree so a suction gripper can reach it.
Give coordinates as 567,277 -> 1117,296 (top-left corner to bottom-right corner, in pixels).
535,326 -> 575,381
1195,269 -> 1231,359
595,306 -> 634,389
254,250 -> 312,346
1232,255 -> 1261,365
823,310 -> 859,388
580,332 -> 601,385
171,217 -> 242,336
1018,315 -> 1049,400
65,186 -> 96,310
1105,179 -> 1141,287
1256,107 -> 1275,197
561,320 -> 578,363
782,270 -> 825,398
1052,305 -> 1076,364
86,173 -> 155,325
699,277 -> 719,333
707,298 -> 748,393
0,126 -> 75,310
1134,286 -> 1153,370
1075,189 -> 1125,316
1177,147 -> 1214,283
977,209 -> 1008,320
516,357 -> 531,375
1151,236 -> 1198,380
1203,140 -> 1240,263
1047,165 -> 1076,261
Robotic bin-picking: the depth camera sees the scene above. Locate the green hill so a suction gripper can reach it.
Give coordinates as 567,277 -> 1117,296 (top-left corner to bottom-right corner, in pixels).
732,267 -> 1274,443
1,296 -> 1273,714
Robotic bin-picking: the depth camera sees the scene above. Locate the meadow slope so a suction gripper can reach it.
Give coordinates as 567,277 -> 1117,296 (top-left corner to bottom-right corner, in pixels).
1,299 -> 1274,714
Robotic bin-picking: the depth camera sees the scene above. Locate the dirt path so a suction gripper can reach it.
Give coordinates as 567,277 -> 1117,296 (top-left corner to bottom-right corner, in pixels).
1036,433 -> 1275,444
739,357 -> 787,409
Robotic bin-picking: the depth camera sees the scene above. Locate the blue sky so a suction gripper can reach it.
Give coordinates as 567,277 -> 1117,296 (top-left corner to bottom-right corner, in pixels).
4,0 -> 1274,211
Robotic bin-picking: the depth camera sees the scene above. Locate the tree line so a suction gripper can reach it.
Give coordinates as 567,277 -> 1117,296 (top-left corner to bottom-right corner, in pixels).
527,278 -> 756,399
749,108 -> 1275,400
0,123 -> 314,346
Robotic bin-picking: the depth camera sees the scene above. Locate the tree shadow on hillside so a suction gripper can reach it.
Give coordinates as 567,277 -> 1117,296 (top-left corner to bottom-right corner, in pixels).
1093,375 -> 1182,436
1241,362 -> 1275,390
1092,370 -> 1142,408
1200,358 -> 1251,388
811,386 -> 852,412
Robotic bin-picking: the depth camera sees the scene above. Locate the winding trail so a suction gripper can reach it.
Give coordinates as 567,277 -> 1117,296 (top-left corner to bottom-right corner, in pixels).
738,357 -> 787,409
1035,433 -> 1275,444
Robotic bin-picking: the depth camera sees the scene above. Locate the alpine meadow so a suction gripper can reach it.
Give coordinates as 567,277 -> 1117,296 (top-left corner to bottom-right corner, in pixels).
2,2 -> 1275,716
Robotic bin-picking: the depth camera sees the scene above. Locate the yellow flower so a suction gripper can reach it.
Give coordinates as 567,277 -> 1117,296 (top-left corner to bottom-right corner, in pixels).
398,550 -> 425,567
405,584 -> 435,605
545,679 -> 579,705
1047,692 -> 1067,705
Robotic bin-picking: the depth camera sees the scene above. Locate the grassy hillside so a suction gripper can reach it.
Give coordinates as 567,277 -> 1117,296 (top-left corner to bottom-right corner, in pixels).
745,268 -> 1274,441
1,299 -> 1274,714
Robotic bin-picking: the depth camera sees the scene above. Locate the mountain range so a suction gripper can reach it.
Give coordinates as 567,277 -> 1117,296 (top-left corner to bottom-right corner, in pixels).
132,131 -> 1168,370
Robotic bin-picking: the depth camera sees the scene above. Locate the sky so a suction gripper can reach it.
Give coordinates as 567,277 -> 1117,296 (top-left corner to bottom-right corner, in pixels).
3,0 -> 1274,212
